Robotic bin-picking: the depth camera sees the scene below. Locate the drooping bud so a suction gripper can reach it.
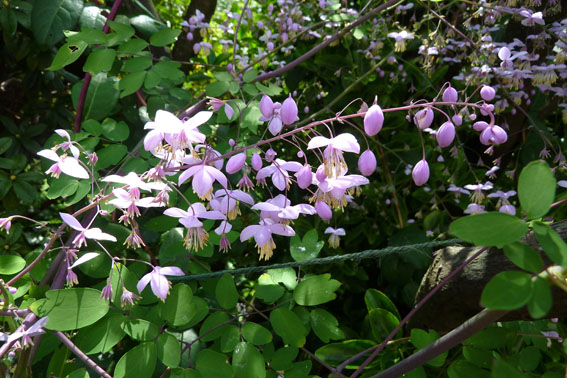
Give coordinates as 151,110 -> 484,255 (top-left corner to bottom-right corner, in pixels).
251,152 -> 262,171
226,153 -> 246,174
280,95 -> 299,125
364,104 -> 384,136
480,125 -> 507,145
316,201 -> 332,221
436,121 -> 456,148
442,86 -> 458,103
473,121 -> 489,132
295,164 -> 312,189
260,95 -> 274,118
358,150 -> 377,176
452,114 -> 463,126
480,85 -> 496,101
414,108 -> 434,130
412,159 -> 430,186
265,148 -> 276,162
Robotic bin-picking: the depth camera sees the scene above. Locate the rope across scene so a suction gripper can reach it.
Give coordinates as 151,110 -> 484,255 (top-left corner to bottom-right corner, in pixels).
171,239 -> 462,281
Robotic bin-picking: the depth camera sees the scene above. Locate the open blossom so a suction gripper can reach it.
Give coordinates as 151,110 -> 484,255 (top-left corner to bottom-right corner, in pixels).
137,265 -> 185,301
256,158 -> 303,191
143,110 -> 209,152
325,227 -> 345,248
54,129 -> 80,158
37,149 -> 89,180
464,181 -> 493,203
307,133 -> 360,177
178,163 -> 228,200
60,213 -> 117,248
164,203 -> 225,250
121,288 -> 140,307
109,188 -> 164,221
0,217 -> 12,233
387,30 -> 414,52
209,189 -> 254,220
252,194 -> 315,223
240,218 -> 295,260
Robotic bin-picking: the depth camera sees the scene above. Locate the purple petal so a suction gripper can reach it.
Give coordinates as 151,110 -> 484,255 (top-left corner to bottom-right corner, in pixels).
84,228 -> 117,242
331,134 -> 360,153
59,157 -> 89,179
240,225 -> 260,242
60,213 -> 85,232
158,266 -> 185,276
307,136 -> 331,150
137,272 -> 152,294
150,272 -> 170,300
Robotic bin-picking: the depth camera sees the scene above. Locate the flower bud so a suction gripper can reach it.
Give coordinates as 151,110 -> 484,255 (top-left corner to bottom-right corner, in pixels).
251,152 -> 262,171
265,148 -> 276,162
364,104 -> 384,136
228,138 -> 235,147
280,95 -> 299,125
316,201 -> 332,221
193,43 -> 201,54
295,165 -> 312,189
268,116 -> 283,135
436,121 -> 456,148
260,95 -> 274,118
226,153 -> 246,174
480,85 -> 496,101
499,204 -> 516,215
412,159 -> 430,186
442,86 -> 458,103
452,114 -> 463,126
186,32 -> 193,41
358,150 -> 377,176
315,165 -> 327,182
414,107 -> 434,130
473,121 -> 489,132
480,125 -> 507,145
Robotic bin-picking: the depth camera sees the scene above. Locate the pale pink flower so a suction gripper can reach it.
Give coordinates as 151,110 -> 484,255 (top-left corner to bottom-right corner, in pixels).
307,133 -> 360,177
240,218 -> 295,260
60,213 -> 117,248
164,203 -> 225,250
325,227 -> 345,248
137,265 -> 185,301
54,129 -> 80,158
178,163 -> 228,200
209,189 -> 254,220
252,194 -> 315,223
37,149 -> 89,180
256,159 -> 303,191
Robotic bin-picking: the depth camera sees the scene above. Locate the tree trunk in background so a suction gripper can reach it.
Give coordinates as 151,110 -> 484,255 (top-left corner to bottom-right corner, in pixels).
410,222 -> 567,332
172,0 -> 218,73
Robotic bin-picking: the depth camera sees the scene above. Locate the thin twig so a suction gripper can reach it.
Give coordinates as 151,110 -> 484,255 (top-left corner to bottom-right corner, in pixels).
53,331 -> 112,378
232,0 -> 250,71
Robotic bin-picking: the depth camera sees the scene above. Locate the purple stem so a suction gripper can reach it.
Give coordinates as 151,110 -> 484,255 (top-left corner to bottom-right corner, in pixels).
252,0 -> 401,83
53,331 -> 112,378
345,246 -> 489,377
73,0 -> 123,133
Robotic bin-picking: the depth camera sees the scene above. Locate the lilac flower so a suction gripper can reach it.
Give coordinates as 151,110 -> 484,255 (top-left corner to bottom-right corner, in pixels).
5,317 -> 49,347
280,95 -> 299,125
237,174 -> 255,192
257,158 -> 303,191
414,108 -> 434,130
316,201 -> 333,221
60,213 -> 117,248
215,220 -> 232,253
520,10 -> 544,26
464,203 -> 486,214
295,164 -> 313,189
488,190 -> 516,209
37,149 -> 89,180
108,188 -> 164,220
143,110 -> 184,151
178,163 -> 228,200
121,288 -> 140,307
252,194 -> 315,223
480,85 -> 496,101
358,150 -> 377,176
464,181 -> 493,203
251,152 -> 263,171
209,189 -> 254,220
480,125 -> 508,145
240,218 -> 295,260
312,172 -> 369,210
224,103 -> 234,120
325,227 -> 345,248
0,217 -> 12,233
125,229 -> 145,249
54,129 -> 80,158
66,269 -> 79,286
412,160 -> 430,186
364,104 -> 384,136
101,283 -> 113,302
136,265 -> 185,301
307,133 -> 360,177
387,30 -> 414,52
164,203 -> 225,250
226,153 -> 246,174
259,95 -> 286,135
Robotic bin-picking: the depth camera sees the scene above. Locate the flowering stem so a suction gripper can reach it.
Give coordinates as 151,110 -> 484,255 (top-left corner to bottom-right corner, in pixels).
232,0 -> 250,71
343,246 -> 489,377
53,331 -> 112,378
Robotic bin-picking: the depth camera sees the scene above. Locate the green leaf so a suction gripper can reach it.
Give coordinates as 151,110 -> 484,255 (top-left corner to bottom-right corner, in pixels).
310,309 -> 344,343
491,359 -> 526,378
255,284 -> 284,304
13,180 -> 39,204
47,176 -> 79,199
242,322 -> 273,345
270,346 -> 298,370
314,340 -> 377,369
0,136 -> 12,155
114,342 -> 157,378
213,71 -> 233,82
65,368 -> 89,378
153,61 -> 184,84
32,0 -> 83,46
67,27 -> 107,44
49,41 -> 88,71
199,312 -> 230,342
95,144 -> 127,169
0,255 -> 26,275
259,268 -> 297,290
195,350 -> 232,378
83,49 -> 116,74
503,242 -> 543,273
122,56 -> 152,72
82,119 -> 102,136
527,276 -> 552,318
79,7 -> 106,30
121,319 -> 159,341
1,7 -> 17,35
518,161 -> 556,219
118,39 -> 149,54
270,307 -> 307,347
220,325 -> 240,353
293,274 -> 341,306
150,28 -> 181,47
368,308 -> 401,342
463,346 -> 492,369
243,69 -> 258,83
130,15 -> 162,38
449,212 -> 528,248
518,346 -> 541,371
30,288 -> 109,331
101,119 -> 129,142
119,71 -> 146,97
448,360 -> 490,378
284,360 -> 312,378
480,271 -> 533,310
215,273 -> 238,310
169,368 -> 201,378
364,289 -> 401,319
106,20 -> 135,45
241,103 -> 262,134
157,333 -> 181,368
232,342 -> 266,378
410,329 -> 447,367
163,283 -> 194,327
71,73 -> 120,121
74,313 -> 125,354
205,81 -> 229,97
532,221 -> 567,266
290,229 -> 324,262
